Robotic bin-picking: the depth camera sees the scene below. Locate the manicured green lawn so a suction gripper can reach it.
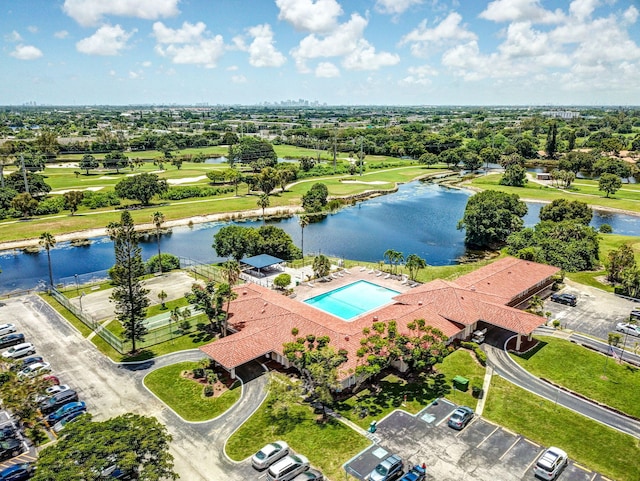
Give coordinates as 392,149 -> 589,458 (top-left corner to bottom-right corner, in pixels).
484,376 -> 640,481
225,387 -> 370,481
333,349 -> 485,428
510,336 -> 640,418
469,174 -> 640,213
144,361 -> 241,421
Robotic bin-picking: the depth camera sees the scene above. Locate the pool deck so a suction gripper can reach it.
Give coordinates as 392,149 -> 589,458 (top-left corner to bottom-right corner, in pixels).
294,267 -> 414,302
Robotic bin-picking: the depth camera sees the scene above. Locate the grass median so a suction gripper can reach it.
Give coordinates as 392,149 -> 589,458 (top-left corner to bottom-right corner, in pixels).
483,375 -> 640,481
144,361 -> 241,422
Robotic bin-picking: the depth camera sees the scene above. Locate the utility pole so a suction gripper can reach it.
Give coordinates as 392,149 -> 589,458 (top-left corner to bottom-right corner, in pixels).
20,154 -> 29,194
333,125 -> 337,174
359,137 -> 364,176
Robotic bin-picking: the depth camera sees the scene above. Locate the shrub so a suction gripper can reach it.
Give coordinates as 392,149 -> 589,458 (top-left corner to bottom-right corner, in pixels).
273,273 -> 291,290
460,341 -> 487,366
599,224 -> 613,233
552,319 -> 561,328
203,385 -> 214,397
192,368 -> 205,379
34,196 -> 65,215
179,320 -> 191,331
81,191 -> 121,209
146,253 -> 180,273
207,372 -> 218,384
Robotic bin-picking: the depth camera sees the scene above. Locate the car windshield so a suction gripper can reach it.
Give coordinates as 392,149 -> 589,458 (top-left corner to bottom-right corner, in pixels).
451,413 -> 463,421
255,450 -> 267,460
375,465 -> 389,476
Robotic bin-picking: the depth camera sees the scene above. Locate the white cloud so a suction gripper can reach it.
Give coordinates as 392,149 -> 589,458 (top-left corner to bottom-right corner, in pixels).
156,36 -> 225,67
479,0 -> 564,24
234,24 -> 286,68
342,40 -> 400,70
76,24 -> 135,56
399,64 -> 437,85
129,70 -> 142,79
291,13 -> 367,72
375,0 -> 423,15
622,5 -> 639,25
63,0 -> 180,27
152,21 -> 207,44
569,0 -> 599,21
226,65 -> 239,71
141,60 -> 152,67
291,12 -> 398,73
152,21 -> 226,67
401,12 -> 477,57
315,62 -> 340,77
54,30 -> 69,39
231,74 -> 247,83
6,31 -> 22,42
10,44 -> 43,60
27,26 -> 38,34
276,0 -> 342,33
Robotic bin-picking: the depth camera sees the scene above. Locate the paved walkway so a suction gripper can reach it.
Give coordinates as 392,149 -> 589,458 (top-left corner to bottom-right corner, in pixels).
485,331 -> 640,439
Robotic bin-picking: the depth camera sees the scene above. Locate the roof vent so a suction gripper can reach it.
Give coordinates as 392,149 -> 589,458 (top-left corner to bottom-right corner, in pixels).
418,301 -> 422,306
345,335 -> 350,341
373,316 -> 378,321
243,290 -> 248,295
264,302 -> 267,307
470,286 -> 476,291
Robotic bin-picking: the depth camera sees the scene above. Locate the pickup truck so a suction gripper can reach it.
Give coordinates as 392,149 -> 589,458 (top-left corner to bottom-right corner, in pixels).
398,465 -> 426,481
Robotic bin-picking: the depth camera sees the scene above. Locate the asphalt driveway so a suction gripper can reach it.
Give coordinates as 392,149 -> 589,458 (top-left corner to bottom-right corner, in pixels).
0,294 -> 267,480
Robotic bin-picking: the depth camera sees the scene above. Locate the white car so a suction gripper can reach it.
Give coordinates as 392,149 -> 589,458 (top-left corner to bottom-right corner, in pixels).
17,361 -> 51,379
0,323 -> 16,337
252,441 -> 289,470
1,342 -> 35,359
45,384 -> 70,396
615,322 -> 640,337
533,447 -> 568,480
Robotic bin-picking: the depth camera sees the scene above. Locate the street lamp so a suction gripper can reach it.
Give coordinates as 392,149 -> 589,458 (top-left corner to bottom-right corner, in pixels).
79,291 -> 85,313
74,274 -> 79,296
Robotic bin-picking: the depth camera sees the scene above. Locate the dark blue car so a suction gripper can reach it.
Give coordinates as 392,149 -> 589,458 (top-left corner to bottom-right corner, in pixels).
0,463 -> 34,481
47,401 -> 85,423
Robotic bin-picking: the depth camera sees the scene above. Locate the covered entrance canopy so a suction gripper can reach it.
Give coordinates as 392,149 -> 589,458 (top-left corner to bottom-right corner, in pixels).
241,254 -> 285,278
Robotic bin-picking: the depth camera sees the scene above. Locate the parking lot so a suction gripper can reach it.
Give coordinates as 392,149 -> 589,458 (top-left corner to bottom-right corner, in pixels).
345,400 -> 606,481
546,281 -> 637,348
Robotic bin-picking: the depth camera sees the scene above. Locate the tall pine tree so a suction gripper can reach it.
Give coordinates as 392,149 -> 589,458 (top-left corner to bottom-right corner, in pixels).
545,121 -> 558,159
107,211 -> 149,353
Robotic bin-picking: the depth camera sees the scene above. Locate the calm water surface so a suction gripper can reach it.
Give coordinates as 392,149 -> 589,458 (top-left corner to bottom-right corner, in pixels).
1,182 -> 638,293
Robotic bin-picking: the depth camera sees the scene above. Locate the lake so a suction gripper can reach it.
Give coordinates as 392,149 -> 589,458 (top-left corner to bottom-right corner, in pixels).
1,182 -> 638,294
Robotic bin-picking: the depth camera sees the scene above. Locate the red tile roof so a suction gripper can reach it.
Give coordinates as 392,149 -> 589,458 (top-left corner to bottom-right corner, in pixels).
454,257 -> 560,303
200,257 -> 558,375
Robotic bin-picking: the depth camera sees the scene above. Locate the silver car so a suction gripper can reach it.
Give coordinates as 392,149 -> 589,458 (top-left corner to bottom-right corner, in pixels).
616,322 -> 640,337
533,447 -> 568,480
252,441 -> 289,470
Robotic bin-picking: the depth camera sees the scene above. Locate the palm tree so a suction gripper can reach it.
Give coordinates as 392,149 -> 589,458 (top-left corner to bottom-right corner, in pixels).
221,260 -> 241,337
152,211 -> 165,274
405,254 -> 427,281
257,194 -> 270,221
39,232 -> 56,289
299,215 -> 309,267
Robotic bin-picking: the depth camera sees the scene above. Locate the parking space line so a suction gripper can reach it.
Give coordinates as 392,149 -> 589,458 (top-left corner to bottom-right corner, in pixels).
435,408 -> 457,427
522,448 -> 544,478
573,462 -> 593,473
498,436 -> 521,461
475,425 -> 500,448
521,438 -> 540,448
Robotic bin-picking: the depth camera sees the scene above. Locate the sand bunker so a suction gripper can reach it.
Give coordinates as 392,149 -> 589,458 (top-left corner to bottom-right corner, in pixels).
167,176 -> 207,185
341,180 -> 388,185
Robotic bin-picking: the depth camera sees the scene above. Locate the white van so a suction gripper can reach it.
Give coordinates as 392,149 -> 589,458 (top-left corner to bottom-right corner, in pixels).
266,455 -> 309,481
0,323 -> 16,337
2,342 -> 35,359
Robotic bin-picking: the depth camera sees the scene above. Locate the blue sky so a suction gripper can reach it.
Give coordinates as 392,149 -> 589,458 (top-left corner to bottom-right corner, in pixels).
2,0 -> 640,106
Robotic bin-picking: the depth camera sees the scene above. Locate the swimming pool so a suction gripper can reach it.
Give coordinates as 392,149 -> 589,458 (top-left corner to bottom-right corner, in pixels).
304,280 -> 400,321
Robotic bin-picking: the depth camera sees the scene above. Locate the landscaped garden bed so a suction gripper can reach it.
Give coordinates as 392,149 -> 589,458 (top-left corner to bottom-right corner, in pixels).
143,361 -> 241,421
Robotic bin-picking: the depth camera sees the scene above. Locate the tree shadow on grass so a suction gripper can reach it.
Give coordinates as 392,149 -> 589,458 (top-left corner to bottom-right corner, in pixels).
121,349 -> 155,363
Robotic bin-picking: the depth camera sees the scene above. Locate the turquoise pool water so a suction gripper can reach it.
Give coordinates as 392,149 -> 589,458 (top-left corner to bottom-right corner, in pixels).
304,280 -> 400,320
